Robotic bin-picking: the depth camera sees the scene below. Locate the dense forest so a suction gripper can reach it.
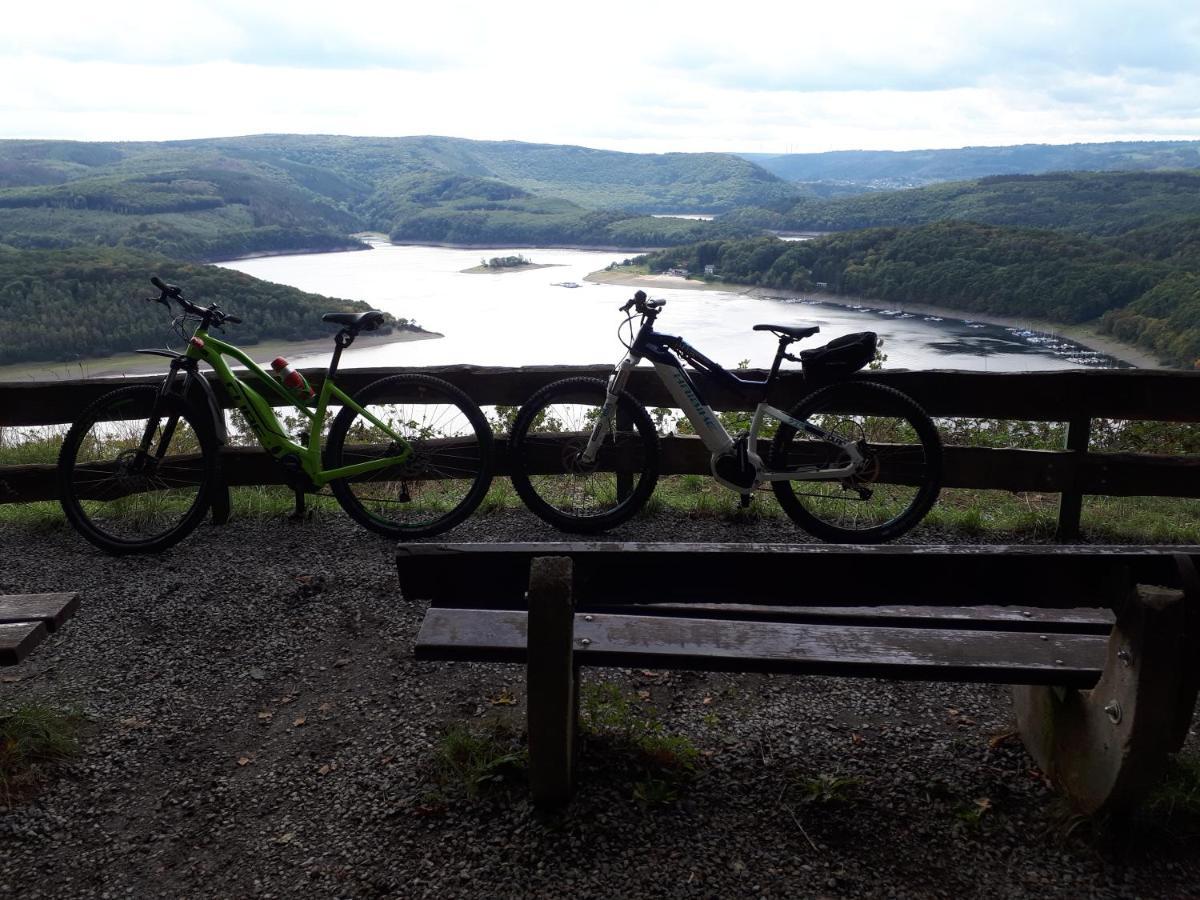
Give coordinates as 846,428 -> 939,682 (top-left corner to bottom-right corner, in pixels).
731,171 -> 1200,237
0,136 -> 795,262
0,247 -> 399,364
639,224 -> 1200,367
1,134 -> 1198,368
743,140 -> 1200,188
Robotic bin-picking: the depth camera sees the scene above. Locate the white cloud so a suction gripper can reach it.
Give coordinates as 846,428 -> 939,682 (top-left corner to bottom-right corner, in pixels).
0,0 -> 1196,152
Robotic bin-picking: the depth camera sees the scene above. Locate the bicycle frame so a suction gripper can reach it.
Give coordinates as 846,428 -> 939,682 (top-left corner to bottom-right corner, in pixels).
584,315 -> 865,483
158,326 -> 413,489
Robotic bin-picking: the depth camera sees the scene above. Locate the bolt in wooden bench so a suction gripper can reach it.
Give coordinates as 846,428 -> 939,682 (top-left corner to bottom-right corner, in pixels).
0,593 -> 80,666
397,543 -> 1200,812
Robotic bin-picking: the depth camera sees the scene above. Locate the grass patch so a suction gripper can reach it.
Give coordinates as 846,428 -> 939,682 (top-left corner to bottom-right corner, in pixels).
0,703 -> 81,804
793,772 -> 864,806
580,681 -> 700,805
425,721 -> 526,803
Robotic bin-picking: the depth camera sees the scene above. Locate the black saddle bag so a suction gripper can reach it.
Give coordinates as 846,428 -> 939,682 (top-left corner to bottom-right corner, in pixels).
800,331 -> 878,382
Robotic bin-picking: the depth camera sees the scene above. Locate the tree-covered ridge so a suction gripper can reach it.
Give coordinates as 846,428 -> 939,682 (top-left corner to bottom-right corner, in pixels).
0,247 -> 399,365
637,224 -> 1199,367
0,135 -> 798,260
360,172 -> 759,247
742,170 -> 1200,237
743,140 -> 1200,188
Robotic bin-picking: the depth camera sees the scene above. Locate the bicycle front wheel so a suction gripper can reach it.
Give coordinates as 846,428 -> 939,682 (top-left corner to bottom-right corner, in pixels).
325,374 -> 493,538
58,385 -> 217,554
508,377 -> 659,533
770,381 -> 942,543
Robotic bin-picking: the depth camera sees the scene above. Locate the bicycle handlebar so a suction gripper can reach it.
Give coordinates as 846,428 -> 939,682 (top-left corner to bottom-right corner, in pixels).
147,276 -> 240,326
620,289 -> 665,316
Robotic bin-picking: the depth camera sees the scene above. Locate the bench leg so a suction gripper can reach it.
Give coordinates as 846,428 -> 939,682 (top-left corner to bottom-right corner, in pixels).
526,556 -> 576,810
1013,583 -> 1194,814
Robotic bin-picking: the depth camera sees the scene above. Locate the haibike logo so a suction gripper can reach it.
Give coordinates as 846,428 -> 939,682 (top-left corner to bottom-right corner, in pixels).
670,369 -> 719,430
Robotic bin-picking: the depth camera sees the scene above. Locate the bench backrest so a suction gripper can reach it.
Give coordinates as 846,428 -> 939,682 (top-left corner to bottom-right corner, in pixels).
397,542 -> 1199,610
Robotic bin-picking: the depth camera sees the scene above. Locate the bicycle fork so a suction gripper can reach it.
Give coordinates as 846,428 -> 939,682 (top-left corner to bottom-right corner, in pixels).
580,355 -> 637,463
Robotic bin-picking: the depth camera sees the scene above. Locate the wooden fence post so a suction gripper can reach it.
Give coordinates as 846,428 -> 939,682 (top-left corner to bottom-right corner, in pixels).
526,556 -> 576,810
616,406 -> 633,502
1056,416 -> 1091,541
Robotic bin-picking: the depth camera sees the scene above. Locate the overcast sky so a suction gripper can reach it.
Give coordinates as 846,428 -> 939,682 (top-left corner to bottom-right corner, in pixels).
1,0 -> 1197,154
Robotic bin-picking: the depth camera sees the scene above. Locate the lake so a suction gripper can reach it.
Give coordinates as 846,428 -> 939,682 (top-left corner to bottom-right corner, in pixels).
218,243 -> 1127,373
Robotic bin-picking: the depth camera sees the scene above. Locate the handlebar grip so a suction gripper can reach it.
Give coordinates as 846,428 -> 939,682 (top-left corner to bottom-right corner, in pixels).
150,276 -> 181,297
225,315 -> 242,324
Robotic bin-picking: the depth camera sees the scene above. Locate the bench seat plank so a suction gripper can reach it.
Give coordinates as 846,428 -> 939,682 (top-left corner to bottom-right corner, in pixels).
416,608 -> 1106,687
0,592 -> 80,631
605,603 -> 1115,633
0,621 -> 49,666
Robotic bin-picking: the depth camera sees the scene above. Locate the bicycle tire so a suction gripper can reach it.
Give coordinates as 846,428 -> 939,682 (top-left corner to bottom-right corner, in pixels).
509,377 -> 659,533
58,384 -> 217,555
324,374 -> 493,538
770,380 -> 942,543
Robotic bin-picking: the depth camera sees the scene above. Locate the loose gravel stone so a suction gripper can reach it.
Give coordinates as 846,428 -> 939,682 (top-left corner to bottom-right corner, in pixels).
0,508 -> 1196,898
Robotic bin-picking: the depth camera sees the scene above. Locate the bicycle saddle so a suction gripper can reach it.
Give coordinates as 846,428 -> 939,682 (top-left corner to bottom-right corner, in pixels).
322,310 -> 386,332
753,323 -> 820,340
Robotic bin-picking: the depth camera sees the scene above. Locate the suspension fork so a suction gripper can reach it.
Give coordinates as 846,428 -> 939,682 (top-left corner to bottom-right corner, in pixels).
581,354 -> 637,462
139,364 -> 192,464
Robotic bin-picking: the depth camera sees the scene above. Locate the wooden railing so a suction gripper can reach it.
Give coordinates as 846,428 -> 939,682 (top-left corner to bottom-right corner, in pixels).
2,366 -> 1198,538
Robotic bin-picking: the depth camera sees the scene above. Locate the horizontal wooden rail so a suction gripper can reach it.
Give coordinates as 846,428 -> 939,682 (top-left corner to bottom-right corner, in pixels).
4,438 -> 1198,504
1,367 -> 1196,541
3,366 -> 1199,427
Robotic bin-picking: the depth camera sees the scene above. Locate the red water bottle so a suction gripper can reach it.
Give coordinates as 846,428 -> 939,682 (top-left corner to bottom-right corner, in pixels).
271,357 -> 315,403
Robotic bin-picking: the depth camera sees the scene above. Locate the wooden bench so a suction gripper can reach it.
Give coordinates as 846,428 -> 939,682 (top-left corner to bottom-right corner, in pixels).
0,593 -> 80,666
397,543 -> 1200,812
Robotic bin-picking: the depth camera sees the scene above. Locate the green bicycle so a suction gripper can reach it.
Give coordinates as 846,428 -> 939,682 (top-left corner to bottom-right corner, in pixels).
57,277 -> 493,554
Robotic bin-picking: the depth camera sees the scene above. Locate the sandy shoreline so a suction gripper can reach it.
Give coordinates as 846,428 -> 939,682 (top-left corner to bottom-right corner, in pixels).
0,328 -> 441,382
584,270 -> 1169,369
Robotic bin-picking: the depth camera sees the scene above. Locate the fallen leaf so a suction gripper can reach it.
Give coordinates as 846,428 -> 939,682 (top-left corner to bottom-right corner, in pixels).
702,696 -> 713,705
637,690 -> 651,701
280,695 -> 296,705
975,797 -> 993,814
0,675 -> 22,683
488,691 -> 517,706
258,711 -> 273,722
293,716 -> 307,727
318,702 -> 332,712
276,832 -> 295,844
237,756 -> 252,767
318,764 -> 330,776
988,730 -> 1018,749
851,732 -> 864,745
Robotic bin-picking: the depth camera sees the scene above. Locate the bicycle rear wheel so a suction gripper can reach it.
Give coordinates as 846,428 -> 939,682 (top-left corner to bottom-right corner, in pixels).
58,385 -> 217,554
770,381 -> 941,543
508,377 -> 659,533
324,374 -> 493,538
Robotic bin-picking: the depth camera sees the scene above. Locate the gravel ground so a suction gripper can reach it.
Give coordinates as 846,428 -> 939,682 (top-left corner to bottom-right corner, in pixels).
1,508 -> 1197,899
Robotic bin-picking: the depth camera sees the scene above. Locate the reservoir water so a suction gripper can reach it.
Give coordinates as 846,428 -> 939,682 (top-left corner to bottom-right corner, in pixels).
218,243 -> 1126,372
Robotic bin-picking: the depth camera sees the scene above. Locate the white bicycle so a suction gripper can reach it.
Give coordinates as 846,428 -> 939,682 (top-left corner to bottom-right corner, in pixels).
507,290 -> 942,542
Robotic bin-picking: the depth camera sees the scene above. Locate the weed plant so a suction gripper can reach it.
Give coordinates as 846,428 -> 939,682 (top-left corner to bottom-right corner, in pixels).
0,703 -> 81,804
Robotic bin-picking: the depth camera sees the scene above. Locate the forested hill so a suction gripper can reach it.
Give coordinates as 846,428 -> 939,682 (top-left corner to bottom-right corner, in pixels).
734,170 -> 1200,237
638,225 -> 1200,368
0,247 -> 399,365
744,140 -> 1200,188
0,136 -> 795,261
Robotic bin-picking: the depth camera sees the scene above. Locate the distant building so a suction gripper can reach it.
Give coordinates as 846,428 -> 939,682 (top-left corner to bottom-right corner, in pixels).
704,264 -> 715,276
666,267 -> 689,277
